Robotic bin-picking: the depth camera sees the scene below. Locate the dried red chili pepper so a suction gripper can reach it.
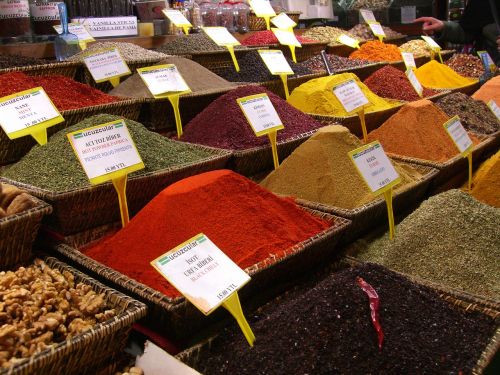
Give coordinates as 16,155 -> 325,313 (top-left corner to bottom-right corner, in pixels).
356,276 -> 384,351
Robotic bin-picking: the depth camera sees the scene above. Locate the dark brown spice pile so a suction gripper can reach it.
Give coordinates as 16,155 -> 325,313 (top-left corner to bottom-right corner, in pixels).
297,54 -> 371,73
445,53 -> 485,79
436,92 -> 499,134
189,263 -> 497,375
0,54 -> 51,69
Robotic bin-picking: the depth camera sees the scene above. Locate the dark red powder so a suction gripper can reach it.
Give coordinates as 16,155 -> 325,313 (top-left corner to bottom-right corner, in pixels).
241,30 -> 316,46
180,85 -> 324,150
363,65 -> 438,101
0,72 -> 119,111
83,170 -> 331,298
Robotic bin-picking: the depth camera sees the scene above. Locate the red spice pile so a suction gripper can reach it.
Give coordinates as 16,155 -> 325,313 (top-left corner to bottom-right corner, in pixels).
84,170 -> 331,298
242,30 -> 316,46
0,71 -> 119,111
363,65 -> 438,101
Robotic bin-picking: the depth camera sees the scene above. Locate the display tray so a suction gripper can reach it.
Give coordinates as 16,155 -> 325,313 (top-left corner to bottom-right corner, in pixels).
0,98 -> 143,165
51,207 -> 351,340
0,143 -> 231,235
176,258 -> 499,375
0,256 -> 147,375
0,60 -> 81,79
239,42 -> 328,63
0,195 -> 52,269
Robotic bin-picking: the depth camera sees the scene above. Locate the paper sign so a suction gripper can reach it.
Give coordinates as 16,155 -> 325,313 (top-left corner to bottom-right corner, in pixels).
67,119 -> 144,184
137,64 -> 190,98
162,9 -> 192,27
72,16 -> 138,38
421,35 -> 441,50
0,87 -> 63,138
271,28 -> 301,47
53,23 -> 95,42
405,68 -> 423,97
487,100 -> 500,120
237,93 -> 284,136
249,0 -> 276,17
83,48 -> 131,83
401,6 -> 416,24
349,140 -> 401,194
332,79 -> 369,114
258,50 -> 293,75
337,34 -> 360,48
151,233 -> 251,315
271,12 -> 296,29
368,22 -> 386,38
202,26 -> 240,46
477,51 -> 496,73
30,2 -> 59,22
360,9 -> 376,23
443,116 -> 473,156
401,52 -> 416,69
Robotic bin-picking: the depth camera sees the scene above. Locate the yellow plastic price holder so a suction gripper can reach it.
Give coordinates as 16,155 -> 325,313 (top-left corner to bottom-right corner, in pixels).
405,68 -> 423,97
137,64 -> 191,138
249,0 -> 276,30
83,47 -> 131,88
258,50 -> 294,99
349,141 -> 401,239
53,23 -> 94,50
0,87 -> 64,146
487,100 -> 500,121
401,52 -> 416,70
421,35 -> 443,63
202,27 -> 241,71
477,51 -> 497,74
271,28 -> 301,63
271,12 -> 296,31
151,233 -> 255,346
443,116 -> 474,190
337,34 -> 361,49
237,93 -> 284,169
67,119 -> 145,227
163,9 -> 192,35
367,21 -> 385,42
332,79 -> 370,142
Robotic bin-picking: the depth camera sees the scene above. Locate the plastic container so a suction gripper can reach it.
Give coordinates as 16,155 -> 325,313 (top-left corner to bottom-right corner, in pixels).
200,1 -> 218,26
30,1 -> 60,35
218,1 -> 234,31
234,1 -> 249,32
0,0 -> 31,39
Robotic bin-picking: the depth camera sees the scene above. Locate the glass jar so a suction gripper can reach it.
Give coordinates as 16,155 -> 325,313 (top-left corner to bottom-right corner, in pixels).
200,1 -> 218,27
29,1 -> 61,36
0,0 -> 31,39
218,2 -> 234,32
233,1 -> 248,33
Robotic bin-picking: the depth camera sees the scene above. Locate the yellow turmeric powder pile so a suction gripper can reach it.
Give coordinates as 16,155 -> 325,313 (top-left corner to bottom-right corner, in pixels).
287,72 -> 397,116
349,40 -> 402,62
415,60 -> 477,89
466,151 -> 500,208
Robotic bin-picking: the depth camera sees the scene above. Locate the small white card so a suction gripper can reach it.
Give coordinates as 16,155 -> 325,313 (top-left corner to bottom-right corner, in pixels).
53,23 -> 95,42
271,28 -> 301,47
249,0 -> 276,17
271,12 -> 296,29
401,6 -> 416,24
406,68 -> 423,97
237,93 -> 284,136
401,52 -> 416,69
137,64 -> 190,97
151,234 -> 251,315
487,100 -> 500,120
202,26 -> 240,46
258,50 -> 293,75
368,22 -> 386,38
162,9 -> 192,27
337,34 -> 360,48
83,48 -> 131,83
421,35 -> 441,50
332,79 -> 369,113
360,9 -> 376,23
71,16 -> 138,38
443,116 -> 473,155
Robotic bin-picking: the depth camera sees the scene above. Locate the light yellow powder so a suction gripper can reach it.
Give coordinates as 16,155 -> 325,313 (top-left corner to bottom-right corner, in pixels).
415,60 -> 477,89
287,72 -> 397,116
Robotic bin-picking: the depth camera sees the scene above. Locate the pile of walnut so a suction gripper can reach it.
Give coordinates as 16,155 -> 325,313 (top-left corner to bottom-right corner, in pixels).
0,259 -> 116,369
0,183 -> 35,219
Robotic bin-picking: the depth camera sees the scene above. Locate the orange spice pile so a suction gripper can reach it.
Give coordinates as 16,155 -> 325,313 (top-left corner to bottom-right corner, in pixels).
349,40 -> 402,62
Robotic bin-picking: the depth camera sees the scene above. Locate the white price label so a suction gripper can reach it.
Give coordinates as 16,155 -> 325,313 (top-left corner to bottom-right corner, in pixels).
138,64 -> 190,97
360,9 -> 376,23
368,22 -> 386,38
444,116 -> 473,155
151,234 -> 251,315
271,28 -> 301,47
258,50 -> 293,75
83,48 -> 131,83
421,35 -> 441,50
271,12 -> 296,29
53,23 -> 95,42
405,68 -> 423,97
332,79 -> 370,113
249,0 -> 276,17
487,100 -> 500,120
67,119 -> 144,183
237,93 -> 284,136
0,0 -> 29,18
337,34 -> 360,48
162,9 -> 192,27
202,26 -> 240,46
477,51 -> 496,73
401,52 -> 416,69
0,88 -> 62,135
349,141 -> 401,194
72,16 -> 138,38
30,2 -> 59,21
401,6 -> 416,24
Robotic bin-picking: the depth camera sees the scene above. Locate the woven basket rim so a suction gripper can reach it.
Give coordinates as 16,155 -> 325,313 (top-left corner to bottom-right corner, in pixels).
59,97 -> 144,115
173,47 -> 256,57
0,194 -> 52,228
0,60 -> 82,74
138,85 -> 239,102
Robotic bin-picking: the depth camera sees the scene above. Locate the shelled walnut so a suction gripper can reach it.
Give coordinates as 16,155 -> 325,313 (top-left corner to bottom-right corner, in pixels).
0,259 -> 116,369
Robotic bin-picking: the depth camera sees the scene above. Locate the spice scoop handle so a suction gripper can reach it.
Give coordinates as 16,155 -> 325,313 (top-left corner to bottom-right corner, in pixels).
321,51 -> 333,76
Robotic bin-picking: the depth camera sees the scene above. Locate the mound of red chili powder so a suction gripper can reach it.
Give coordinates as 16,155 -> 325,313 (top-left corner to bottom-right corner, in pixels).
84,170 -> 331,298
241,30 -> 316,46
0,71 -> 119,111
180,85 -> 324,150
363,65 -> 438,101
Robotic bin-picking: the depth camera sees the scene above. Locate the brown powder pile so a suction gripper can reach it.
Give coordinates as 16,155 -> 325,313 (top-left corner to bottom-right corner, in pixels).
368,99 -> 479,162
110,56 -> 236,98
261,125 -> 422,209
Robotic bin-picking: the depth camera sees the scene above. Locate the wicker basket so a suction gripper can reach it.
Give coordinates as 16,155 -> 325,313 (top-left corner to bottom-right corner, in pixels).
51,208 -> 351,340
0,98 -> 144,165
0,256 -> 147,375
447,80 -> 482,95
295,161 -> 439,243
240,42 -> 328,63
0,61 -> 81,79
0,143 -> 231,235
177,48 -> 258,71
176,258 -> 499,374
0,195 -> 52,269
248,11 -> 301,31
